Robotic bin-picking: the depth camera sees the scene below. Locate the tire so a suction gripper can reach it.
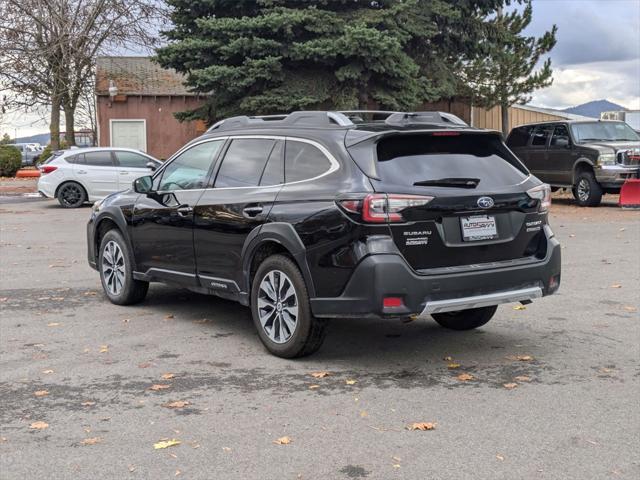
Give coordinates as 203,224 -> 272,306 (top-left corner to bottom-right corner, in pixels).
251,254 -> 327,358
98,229 -> 148,305
57,181 -> 87,208
432,306 -> 497,331
572,171 -> 603,207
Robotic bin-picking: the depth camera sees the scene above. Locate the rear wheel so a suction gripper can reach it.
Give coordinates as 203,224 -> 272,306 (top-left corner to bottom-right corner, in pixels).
432,306 -> 497,331
99,229 -> 148,305
57,181 -> 87,208
572,171 -> 603,207
251,255 -> 327,358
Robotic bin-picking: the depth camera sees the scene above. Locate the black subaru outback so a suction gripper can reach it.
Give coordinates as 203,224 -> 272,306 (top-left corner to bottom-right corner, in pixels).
88,111 -> 561,358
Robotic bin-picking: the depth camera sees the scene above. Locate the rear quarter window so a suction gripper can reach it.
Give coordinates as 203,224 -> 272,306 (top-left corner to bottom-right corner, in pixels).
285,140 -> 332,183
375,133 -> 529,190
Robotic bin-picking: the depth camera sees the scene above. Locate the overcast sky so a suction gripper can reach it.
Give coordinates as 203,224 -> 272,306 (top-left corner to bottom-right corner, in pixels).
3,0 -> 640,138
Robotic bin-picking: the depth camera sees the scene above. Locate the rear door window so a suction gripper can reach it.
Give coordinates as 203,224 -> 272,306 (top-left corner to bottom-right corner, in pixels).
84,151 -> 114,166
374,133 -> 528,190
215,138 -> 275,188
531,125 -> 553,146
507,126 -> 532,148
285,140 -> 332,183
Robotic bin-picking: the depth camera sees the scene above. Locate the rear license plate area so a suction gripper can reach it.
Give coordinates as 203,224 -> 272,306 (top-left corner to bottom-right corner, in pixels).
461,215 -> 498,241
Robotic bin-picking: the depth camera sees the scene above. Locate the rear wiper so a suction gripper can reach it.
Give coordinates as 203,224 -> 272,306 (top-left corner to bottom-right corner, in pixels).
413,177 -> 480,189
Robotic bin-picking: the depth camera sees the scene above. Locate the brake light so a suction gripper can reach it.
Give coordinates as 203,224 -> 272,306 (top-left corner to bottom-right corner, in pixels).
526,184 -> 551,212
360,194 -> 434,223
40,165 -> 58,175
383,297 -> 404,308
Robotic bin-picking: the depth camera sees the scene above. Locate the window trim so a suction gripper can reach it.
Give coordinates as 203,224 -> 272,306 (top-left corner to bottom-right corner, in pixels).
152,135 -> 340,193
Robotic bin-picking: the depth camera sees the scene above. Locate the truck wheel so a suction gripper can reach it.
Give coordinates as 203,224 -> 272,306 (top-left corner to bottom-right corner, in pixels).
99,229 -> 148,305
251,254 -> 327,358
432,306 -> 497,331
572,172 -> 603,207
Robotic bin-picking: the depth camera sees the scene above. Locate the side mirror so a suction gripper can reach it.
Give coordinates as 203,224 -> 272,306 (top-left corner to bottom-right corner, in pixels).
133,175 -> 153,194
146,161 -> 158,171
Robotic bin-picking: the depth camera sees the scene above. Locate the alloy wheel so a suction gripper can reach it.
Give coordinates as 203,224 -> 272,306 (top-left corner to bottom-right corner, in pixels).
101,241 -> 126,296
60,184 -> 83,207
257,270 -> 298,344
577,179 -> 590,202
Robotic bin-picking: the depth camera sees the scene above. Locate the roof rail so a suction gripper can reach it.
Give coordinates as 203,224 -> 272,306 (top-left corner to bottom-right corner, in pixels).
384,111 -> 468,127
206,111 -> 353,133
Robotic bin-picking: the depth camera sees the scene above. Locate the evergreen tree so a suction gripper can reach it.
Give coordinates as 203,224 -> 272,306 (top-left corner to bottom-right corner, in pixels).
461,0 -> 557,135
157,0 -> 501,122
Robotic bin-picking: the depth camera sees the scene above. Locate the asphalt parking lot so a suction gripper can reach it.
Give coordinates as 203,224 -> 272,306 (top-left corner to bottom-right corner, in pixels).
1,192 -> 638,480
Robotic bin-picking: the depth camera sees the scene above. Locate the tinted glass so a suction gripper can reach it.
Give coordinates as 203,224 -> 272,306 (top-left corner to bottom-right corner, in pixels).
84,151 -> 114,166
65,154 -> 85,165
375,134 -> 528,190
215,139 -> 275,188
116,151 -> 151,168
531,126 -> 553,146
259,141 -> 284,186
158,140 -> 223,191
285,141 -> 331,183
506,127 -> 531,148
550,125 -> 570,146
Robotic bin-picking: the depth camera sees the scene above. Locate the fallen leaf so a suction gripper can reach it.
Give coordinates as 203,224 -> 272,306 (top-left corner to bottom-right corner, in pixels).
163,401 -> 190,409
47,322 -> 60,327
503,383 -> 518,390
516,355 -> 534,362
99,345 -> 109,353
569,234 -> 575,238
447,363 -> 461,369
153,439 -> 181,450
165,314 -> 175,320
308,384 -> 320,390
610,284 -> 622,289
513,305 -> 527,310
273,436 -> 291,445
193,318 -> 209,324
122,318 -> 130,323
34,390 -> 49,397
514,375 -> 531,382
310,371 -> 331,379
42,369 -> 54,374
138,362 -> 152,368
360,411 -> 368,418
149,384 -> 171,391
81,437 -> 101,446
175,470 -> 181,477
456,373 -> 474,381
29,421 -> 48,430
345,379 -> 357,385
408,422 -> 436,431
129,465 -> 136,472
222,447 -> 231,452
496,454 -> 505,461
81,401 -> 96,406
443,356 -> 453,361
623,306 -> 637,312
161,373 -> 175,380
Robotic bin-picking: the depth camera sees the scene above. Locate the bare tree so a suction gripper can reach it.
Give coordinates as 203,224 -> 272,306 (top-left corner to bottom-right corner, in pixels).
0,0 -> 165,148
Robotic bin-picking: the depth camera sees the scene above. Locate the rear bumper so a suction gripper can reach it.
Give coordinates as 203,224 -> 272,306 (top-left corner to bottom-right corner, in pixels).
310,226 -> 561,319
595,165 -> 639,189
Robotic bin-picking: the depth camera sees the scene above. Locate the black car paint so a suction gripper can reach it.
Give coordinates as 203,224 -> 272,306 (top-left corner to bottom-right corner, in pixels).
88,122 -> 561,319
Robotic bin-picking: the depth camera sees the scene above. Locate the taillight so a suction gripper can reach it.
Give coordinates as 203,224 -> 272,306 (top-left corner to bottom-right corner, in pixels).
527,184 -> 551,212
345,194 -> 434,223
40,165 -> 58,175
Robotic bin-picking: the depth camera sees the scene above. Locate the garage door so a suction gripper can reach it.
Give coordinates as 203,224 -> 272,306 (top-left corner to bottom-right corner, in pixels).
111,120 -> 147,152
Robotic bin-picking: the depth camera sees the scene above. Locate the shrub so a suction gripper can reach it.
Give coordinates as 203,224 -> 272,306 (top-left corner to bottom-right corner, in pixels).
0,145 -> 22,177
38,140 -> 69,164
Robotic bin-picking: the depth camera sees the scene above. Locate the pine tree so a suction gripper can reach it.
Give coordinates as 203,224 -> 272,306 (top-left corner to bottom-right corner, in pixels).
462,0 -> 557,135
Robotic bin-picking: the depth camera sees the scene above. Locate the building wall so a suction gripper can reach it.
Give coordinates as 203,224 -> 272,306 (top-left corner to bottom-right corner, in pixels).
97,95 -> 207,160
472,105 -> 566,132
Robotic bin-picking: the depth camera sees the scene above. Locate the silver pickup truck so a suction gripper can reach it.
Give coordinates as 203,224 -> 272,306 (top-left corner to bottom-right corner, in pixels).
506,120 -> 640,206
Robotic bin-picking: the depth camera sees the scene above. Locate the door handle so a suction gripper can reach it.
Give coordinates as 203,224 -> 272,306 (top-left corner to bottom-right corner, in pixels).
243,205 -> 263,217
120,172 -> 129,175
77,170 -> 87,174
176,205 -> 193,217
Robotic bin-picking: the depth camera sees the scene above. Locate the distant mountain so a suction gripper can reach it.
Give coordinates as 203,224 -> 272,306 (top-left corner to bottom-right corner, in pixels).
562,100 -> 627,119
16,133 -> 50,145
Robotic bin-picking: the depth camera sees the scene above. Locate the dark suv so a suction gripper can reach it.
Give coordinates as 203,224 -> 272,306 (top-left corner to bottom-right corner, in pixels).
506,120 -> 640,206
88,111 -> 561,358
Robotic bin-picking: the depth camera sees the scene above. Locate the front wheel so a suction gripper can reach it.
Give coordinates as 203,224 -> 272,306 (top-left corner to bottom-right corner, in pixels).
572,171 -> 603,207
432,306 -> 497,331
251,255 -> 327,358
99,229 -> 148,305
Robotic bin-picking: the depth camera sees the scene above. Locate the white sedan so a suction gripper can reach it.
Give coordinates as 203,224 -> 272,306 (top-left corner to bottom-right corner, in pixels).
37,147 -> 162,208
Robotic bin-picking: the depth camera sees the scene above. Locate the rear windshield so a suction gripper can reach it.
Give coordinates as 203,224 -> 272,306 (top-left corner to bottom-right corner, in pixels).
375,134 -> 529,189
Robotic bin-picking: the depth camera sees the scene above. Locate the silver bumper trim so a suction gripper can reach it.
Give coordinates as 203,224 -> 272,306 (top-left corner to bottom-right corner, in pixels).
421,286 -> 543,315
